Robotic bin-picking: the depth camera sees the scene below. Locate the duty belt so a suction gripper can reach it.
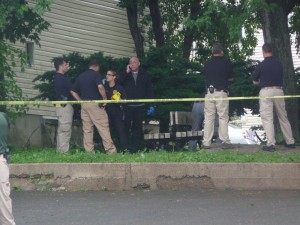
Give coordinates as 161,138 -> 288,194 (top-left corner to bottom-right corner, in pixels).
214,88 -> 228,93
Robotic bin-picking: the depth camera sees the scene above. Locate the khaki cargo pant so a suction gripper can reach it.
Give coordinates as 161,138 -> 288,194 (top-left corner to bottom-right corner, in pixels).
0,157 -> 16,225
259,88 -> 294,146
203,91 -> 230,146
55,104 -> 74,153
81,103 -> 116,153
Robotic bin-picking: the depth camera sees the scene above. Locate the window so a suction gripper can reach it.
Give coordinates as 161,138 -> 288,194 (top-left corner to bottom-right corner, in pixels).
26,42 -> 34,66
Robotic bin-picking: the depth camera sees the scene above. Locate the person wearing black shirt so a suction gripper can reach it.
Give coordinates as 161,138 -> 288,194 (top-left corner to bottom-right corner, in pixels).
53,58 -> 74,153
71,60 -> 116,154
253,43 -> 295,152
118,57 -> 154,153
104,70 -> 128,151
202,42 -> 234,149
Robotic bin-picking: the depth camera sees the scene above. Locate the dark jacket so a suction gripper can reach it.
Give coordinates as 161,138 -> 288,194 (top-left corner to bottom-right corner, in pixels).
118,70 -> 154,106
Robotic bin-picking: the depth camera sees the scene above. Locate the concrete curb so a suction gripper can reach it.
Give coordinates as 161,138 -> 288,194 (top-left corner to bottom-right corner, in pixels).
9,163 -> 300,191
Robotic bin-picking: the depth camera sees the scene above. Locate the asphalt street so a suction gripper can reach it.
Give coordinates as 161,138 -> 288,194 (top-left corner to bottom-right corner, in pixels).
12,190 -> 300,225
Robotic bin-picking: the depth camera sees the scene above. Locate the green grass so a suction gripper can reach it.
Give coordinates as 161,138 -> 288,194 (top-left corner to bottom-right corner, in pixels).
10,147 -> 300,164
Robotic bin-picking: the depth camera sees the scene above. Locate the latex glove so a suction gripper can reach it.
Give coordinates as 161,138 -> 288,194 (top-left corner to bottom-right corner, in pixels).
147,106 -> 155,116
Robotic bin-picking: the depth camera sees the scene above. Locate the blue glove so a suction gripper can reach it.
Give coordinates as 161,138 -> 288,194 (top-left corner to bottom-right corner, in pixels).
147,106 -> 155,116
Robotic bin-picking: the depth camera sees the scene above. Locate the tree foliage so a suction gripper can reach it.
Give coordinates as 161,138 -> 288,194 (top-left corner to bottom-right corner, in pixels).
0,0 -> 51,115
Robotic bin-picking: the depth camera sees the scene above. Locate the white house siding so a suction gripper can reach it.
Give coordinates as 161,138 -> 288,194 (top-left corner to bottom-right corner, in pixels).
14,0 -> 135,117
251,30 -> 300,69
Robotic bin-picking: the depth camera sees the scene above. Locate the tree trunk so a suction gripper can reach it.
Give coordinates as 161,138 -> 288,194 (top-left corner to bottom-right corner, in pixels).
182,0 -> 201,59
261,0 -> 299,140
0,73 -> 6,112
148,0 -> 165,47
126,3 -> 145,58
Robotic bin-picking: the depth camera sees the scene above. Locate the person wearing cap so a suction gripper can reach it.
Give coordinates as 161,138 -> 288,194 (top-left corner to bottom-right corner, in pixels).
53,57 -> 74,153
71,60 -> 116,154
0,112 -> 16,225
202,42 -> 234,149
253,43 -> 295,152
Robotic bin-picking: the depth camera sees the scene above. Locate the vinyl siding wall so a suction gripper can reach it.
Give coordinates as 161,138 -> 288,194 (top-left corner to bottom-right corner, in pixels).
15,0 -> 135,117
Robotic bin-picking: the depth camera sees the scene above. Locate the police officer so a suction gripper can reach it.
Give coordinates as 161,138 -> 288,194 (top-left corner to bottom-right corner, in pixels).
253,43 -> 295,152
104,70 -> 128,151
53,58 -> 74,153
0,112 -> 16,225
202,42 -> 234,149
71,60 -> 116,154
118,57 -> 154,153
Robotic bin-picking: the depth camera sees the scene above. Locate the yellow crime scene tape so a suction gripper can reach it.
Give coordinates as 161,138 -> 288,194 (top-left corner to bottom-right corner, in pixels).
0,95 -> 300,106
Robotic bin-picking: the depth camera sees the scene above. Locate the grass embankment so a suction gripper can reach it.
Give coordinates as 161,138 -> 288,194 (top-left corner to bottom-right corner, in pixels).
10,147 -> 300,164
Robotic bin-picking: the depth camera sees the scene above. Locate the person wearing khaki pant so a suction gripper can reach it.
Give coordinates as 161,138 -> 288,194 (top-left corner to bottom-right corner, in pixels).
253,43 -> 295,152
81,103 -> 115,152
202,42 -> 234,149
54,58 -> 74,153
259,88 -> 294,148
0,112 -> 16,225
71,60 -> 116,153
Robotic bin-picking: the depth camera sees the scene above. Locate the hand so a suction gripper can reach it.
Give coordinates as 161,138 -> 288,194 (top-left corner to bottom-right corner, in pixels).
147,106 -> 155,116
126,64 -> 131,73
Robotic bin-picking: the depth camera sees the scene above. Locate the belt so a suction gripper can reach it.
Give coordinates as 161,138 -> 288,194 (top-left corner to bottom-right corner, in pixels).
214,89 -> 228,93
261,86 -> 282,90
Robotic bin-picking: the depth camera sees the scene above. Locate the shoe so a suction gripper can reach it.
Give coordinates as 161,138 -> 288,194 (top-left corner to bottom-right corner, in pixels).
262,145 -> 276,152
285,143 -> 296,149
202,145 -> 210,149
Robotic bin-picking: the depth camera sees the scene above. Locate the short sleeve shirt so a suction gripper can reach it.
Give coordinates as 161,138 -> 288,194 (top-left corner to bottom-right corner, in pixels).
204,56 -> 233,90
54,73 -> 73,100
252,56 -> 283,88
72,69 -> 103,100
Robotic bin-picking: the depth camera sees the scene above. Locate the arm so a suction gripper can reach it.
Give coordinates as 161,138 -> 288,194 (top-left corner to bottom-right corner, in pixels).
116,64 -> 131,85
70,90 -> 81,101
98,84 -> 107,100
253,80 -> 260,85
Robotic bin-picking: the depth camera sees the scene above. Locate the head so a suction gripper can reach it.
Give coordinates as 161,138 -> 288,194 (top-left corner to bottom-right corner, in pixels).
89,59 -> 100,72
129,57 -> 140,72
54,57 -> 69,74
212,42 -> 224,56
106,70 -> 117,83
262,43 -> 273,58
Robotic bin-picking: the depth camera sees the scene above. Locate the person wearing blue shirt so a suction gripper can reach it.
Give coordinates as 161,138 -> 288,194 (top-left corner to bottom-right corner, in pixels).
71,60 -> 116,154
104,70 -> 128,151
253,43 -> 295,152
53,58 -> 74,153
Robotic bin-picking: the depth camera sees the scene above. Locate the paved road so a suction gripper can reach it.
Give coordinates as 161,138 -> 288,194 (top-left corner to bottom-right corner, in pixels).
12,190 -> 300,225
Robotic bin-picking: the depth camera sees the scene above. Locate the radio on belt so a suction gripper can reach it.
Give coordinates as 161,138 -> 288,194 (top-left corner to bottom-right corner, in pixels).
209,85 -> 214,94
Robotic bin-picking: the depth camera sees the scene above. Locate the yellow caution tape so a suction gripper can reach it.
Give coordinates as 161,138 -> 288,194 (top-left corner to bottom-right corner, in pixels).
0,95 -> 299,106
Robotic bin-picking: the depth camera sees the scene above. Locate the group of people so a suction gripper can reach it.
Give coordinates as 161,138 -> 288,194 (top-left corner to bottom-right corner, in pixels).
189,42 -> 295,152
54,42 -> 295,154
0,41 -> 297,225
54,56 -> 153,154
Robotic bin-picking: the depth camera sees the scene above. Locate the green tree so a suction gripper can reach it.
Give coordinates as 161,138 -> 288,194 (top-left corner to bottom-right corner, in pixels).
258,0 -> 300,139
0,0 -> 51,115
